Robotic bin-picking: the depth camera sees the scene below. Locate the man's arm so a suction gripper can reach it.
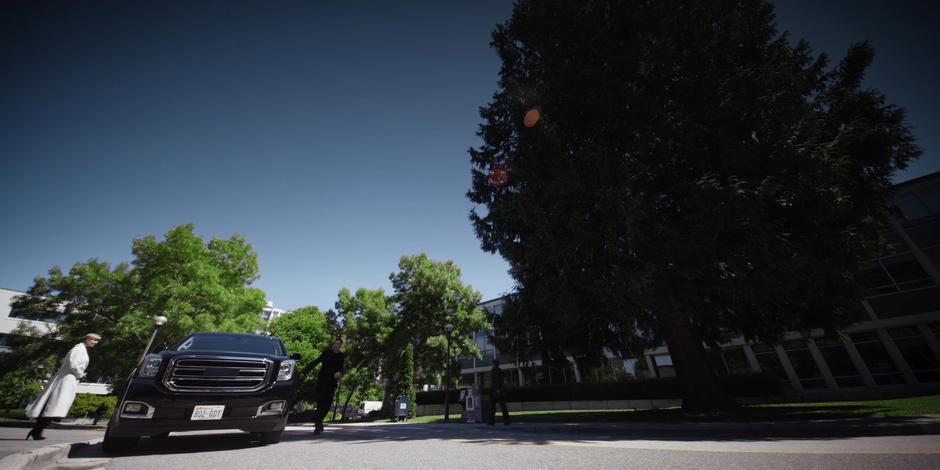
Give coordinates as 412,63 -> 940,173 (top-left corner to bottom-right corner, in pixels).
333,353 -> 345,380
304,351 -> 325,375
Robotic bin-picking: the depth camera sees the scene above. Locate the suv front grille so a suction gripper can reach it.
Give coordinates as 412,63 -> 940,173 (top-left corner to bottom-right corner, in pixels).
164,356 -> 273,392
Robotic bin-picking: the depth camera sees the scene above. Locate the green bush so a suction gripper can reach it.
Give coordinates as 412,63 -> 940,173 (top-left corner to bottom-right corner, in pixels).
67,394 -> 117,419
0,408 -> 28,419
415,374 -> 783,405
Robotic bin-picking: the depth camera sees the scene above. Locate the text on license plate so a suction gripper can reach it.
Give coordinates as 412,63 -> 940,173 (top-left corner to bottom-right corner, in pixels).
191,405 -> 225,420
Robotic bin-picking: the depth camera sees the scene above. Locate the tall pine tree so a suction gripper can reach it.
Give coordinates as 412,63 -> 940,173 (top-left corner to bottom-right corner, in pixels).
467,0 -> 920,411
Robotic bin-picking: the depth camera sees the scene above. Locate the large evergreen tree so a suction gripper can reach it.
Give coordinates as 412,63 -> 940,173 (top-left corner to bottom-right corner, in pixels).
467,0 -> 920,411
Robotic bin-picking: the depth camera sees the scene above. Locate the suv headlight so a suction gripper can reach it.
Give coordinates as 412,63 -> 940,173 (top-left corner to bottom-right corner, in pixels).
277,360 -> 296,381
139,354 -> 163,378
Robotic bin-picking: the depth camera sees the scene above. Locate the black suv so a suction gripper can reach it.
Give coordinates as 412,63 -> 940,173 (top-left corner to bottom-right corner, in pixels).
103,332 -> 301,453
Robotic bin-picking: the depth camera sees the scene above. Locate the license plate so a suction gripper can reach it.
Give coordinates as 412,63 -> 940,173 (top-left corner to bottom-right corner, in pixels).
191,405 -> 225,420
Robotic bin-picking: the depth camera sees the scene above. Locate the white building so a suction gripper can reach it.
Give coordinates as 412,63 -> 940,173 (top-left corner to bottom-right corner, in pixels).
261,300 -> 288,323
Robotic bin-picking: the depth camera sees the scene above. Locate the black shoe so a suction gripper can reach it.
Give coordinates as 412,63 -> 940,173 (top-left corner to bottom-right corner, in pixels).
26,430 -> 45,440
313,423 -> 323,435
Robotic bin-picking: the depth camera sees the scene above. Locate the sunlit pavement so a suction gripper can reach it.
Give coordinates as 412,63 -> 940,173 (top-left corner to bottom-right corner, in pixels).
0,426 -> 103,459
51,422 -> 940,470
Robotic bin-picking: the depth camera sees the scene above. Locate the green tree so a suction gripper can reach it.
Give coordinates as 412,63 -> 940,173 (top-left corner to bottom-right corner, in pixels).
389,254 -> 489,387
332,287 -> 395,418
467,0 -> 919,412
0,323 -> 60,408
397,343 -> 416,419
9,224 -> 268,392
267,306 -> 332,399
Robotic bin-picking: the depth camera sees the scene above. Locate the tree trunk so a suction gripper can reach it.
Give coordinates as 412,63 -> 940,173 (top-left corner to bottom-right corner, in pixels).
657,277 -> 736,413
660,312 -> 737,413
381,378 -> 395,419
340,385 -> 358,422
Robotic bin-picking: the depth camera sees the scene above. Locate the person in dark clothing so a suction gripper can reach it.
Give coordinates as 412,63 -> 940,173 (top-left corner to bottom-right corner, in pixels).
488,359 -> 510,426
306,338 -> 345,435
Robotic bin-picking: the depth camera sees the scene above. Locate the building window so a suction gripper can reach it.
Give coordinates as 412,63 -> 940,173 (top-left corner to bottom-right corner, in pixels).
860,253 -> 934,298
881,253 -> 933,289
895,194 -> 933,221
904,218 -> 940,249
887,327 -> 940,383
867,286 -> 940,319
881,229 -> 911,254
850,331 -> 904,385
750,344 -> 792,389
783,340 -> 827,389
814,338 -> 863,387
930,322 -> 940,339
709,347 -> 750,376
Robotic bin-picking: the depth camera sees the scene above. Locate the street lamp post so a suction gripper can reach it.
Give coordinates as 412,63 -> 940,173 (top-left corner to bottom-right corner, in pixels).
443,322 -> 454,422
139,315 -> 168,365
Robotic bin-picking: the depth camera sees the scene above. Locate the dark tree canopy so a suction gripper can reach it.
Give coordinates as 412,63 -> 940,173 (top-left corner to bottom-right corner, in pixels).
467,0 -> 919,411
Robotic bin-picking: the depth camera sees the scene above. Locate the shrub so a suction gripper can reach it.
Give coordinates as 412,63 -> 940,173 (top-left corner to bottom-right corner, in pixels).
415,374 -> 783,405
0,408 -> 28,419
67,394 -> 117,419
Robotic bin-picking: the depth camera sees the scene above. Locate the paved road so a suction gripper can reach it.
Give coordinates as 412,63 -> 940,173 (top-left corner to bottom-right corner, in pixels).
56,423 -> 940,470
0,426 -> 103,459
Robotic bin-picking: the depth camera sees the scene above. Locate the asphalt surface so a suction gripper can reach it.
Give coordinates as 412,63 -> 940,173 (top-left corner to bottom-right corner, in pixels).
0,426 -> 103,459
51,422 -> 940,470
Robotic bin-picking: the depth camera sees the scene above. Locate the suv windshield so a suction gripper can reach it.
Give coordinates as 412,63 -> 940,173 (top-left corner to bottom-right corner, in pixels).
173,335 -> 286,356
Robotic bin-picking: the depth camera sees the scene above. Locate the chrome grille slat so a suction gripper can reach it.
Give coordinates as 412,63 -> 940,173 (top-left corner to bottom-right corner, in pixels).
163,355 -> 273,392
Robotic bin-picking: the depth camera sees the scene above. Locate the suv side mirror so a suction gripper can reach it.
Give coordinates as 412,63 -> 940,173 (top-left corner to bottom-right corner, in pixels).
290,352 -> 301,360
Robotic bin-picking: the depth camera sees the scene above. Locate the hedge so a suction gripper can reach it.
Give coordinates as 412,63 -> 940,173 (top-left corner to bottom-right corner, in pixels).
415,373 -> 783,405
67,393 -> 117,419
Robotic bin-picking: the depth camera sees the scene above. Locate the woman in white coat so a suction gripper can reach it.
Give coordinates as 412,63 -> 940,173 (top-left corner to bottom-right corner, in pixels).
26,333 -> 101,440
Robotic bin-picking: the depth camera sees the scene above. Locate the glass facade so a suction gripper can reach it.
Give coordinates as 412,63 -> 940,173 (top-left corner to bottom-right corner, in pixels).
751,343 -> 791,389
850,332 -> 905,385
814,338 -> 864,387
887,327 -> 940,383
782,340 -> 826,389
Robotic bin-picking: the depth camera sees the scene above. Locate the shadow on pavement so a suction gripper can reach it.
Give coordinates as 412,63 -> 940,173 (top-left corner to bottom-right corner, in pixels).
64,416 -> 938,459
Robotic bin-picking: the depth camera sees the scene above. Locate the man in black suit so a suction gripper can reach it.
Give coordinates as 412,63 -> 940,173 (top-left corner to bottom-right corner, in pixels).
307,338 -> 345,435
488,359 -> 510,426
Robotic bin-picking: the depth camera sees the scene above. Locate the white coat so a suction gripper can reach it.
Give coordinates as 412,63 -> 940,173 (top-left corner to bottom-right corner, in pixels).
26,343 -> 89,418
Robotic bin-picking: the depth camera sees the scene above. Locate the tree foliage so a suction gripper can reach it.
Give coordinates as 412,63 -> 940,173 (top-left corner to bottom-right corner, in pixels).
8,224 -> 267,392
267,305 -> 331,398
397,343 -> 416,419
390,254 -> 489,386
467,0 -> 919,411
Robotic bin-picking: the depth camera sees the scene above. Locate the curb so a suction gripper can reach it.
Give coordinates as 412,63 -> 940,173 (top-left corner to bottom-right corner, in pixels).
0,438 -> 103,470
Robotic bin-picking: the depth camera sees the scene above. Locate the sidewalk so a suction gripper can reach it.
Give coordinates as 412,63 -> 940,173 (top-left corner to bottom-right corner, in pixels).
0,426 -> 104,459
328,414 -> 940,439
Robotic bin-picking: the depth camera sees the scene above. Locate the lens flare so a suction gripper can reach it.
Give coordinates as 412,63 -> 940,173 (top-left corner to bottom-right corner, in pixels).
523,107 -> 541,128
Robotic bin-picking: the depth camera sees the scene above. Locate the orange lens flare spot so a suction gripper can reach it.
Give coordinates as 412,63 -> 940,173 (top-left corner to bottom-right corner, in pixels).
523,108 -> 541,128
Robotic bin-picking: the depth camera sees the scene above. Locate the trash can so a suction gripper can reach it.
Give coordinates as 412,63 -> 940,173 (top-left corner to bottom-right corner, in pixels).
394,394 -> 409,421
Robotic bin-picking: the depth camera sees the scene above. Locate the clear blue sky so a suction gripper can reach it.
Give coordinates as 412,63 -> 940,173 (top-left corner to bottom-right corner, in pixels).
1,1 -> 937,311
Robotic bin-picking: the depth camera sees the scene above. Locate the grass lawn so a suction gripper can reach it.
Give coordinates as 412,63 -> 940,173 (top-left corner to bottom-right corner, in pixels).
400,394 -> 940,424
